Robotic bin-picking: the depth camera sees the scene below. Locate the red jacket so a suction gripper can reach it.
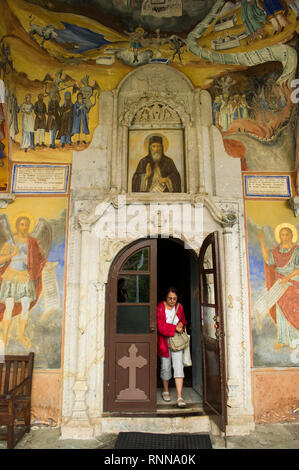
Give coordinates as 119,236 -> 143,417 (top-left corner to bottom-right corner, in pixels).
156,301 -> 187,358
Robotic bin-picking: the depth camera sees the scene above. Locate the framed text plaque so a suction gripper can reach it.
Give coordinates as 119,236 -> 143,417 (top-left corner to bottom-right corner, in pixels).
12,164 -> 70,194
244,175 -> 291,198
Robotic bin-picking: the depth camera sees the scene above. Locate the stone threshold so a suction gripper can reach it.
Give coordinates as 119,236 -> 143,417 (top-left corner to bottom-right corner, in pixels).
101,408 -> 205,418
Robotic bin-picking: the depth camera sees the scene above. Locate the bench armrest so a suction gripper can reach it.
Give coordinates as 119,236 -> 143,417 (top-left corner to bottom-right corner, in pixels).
6,377 -> 31,399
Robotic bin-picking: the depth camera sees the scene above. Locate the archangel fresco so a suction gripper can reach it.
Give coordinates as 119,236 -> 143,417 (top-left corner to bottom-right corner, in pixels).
246,200 -> 299,367
0,197 -> 67,369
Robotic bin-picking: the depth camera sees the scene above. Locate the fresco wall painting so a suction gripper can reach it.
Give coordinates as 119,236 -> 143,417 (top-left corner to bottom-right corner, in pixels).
0,0 -> 299,425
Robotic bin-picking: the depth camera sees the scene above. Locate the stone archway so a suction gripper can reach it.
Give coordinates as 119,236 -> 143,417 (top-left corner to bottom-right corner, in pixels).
61,194 -> 255,438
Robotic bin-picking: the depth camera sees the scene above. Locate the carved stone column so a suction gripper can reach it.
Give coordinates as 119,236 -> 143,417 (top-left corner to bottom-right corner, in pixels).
66,217 -> 93,438
110,89 -> 119,191
221,209 -> 255,435
199,90 -> 213,195
195,89 -> 206,194
121,124 -> 129,192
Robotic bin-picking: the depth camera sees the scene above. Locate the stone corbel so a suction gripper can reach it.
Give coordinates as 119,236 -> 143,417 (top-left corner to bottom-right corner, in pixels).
289,196 -> 299,217
0,194 -> 15,208
194,195 -> 238,228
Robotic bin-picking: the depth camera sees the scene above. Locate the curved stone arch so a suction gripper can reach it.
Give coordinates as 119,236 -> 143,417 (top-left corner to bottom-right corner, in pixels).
116,63 -> 195,95
118,66 -> 195,127
115,64 -> 198,193
103,233 -> 200,286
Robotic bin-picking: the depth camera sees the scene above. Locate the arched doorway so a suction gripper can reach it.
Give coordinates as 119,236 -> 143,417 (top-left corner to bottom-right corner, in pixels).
103,233 -> 227,431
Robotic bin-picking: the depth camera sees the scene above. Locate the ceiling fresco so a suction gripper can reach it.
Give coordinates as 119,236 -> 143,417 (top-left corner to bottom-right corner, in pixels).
0,0 -> 298,181
21,0 -> 219,34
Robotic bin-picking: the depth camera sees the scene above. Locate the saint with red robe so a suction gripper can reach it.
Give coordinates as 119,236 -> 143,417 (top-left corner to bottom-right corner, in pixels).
259,224 -> 299,349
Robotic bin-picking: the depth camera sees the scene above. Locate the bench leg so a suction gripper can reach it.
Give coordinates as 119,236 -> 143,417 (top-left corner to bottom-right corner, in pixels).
7,425 -> 14,449
25,402 -> 31,432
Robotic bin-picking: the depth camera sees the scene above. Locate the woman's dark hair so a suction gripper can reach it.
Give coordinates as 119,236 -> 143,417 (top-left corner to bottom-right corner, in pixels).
164,286 -> 179,300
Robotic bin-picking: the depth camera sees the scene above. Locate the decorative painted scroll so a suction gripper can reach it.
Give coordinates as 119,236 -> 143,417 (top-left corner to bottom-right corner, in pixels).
141,0 -> 182,18
41,262 -> 60,323
186,0 -> 297,86
253,280 -> 292,330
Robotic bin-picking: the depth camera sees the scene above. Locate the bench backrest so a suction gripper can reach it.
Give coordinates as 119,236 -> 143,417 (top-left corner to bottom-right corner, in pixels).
0,353 -> 34,395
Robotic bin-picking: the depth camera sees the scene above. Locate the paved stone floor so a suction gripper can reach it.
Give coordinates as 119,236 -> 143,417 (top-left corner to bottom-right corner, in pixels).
0,423 -> 299,449
212,423 -> 299,449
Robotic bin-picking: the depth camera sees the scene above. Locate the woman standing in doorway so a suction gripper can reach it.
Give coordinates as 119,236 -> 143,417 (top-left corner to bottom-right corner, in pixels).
157,286 -> 187,408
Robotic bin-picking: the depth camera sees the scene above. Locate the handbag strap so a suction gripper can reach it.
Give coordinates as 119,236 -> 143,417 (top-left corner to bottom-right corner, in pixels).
171,303 -> 180,325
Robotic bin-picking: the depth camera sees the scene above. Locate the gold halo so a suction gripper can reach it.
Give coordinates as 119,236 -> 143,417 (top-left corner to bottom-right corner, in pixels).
144,133 -> 169,153
11,212 -> 35,234
135,27 -> 144,34
274,222 -> 298,244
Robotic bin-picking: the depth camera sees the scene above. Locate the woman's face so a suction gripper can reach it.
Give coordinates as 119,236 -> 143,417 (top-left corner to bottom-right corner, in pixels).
166,291 -> 177,307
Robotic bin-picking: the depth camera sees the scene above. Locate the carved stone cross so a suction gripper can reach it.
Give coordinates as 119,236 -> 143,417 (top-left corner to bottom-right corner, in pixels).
117,344 -> 148,400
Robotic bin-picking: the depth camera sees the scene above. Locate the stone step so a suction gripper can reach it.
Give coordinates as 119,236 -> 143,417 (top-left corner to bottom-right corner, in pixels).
99,414 -> 211,434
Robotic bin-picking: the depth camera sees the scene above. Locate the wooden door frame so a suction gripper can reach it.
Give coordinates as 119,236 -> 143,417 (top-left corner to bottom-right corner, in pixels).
103,238 -> 157,412
199,231 -> 227,432
103,234 -> 226,421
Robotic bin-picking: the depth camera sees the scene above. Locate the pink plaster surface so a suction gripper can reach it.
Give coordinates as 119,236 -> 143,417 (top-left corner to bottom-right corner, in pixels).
31,370 -> 62,426
252,370 -> 299,423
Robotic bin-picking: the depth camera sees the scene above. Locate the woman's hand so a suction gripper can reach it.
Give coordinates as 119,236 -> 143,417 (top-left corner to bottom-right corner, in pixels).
176,324 -> 183,333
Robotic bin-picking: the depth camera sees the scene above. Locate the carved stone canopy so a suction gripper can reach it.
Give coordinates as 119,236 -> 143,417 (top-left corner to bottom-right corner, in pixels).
132,102 -> 182,127
121,93 -> 190,127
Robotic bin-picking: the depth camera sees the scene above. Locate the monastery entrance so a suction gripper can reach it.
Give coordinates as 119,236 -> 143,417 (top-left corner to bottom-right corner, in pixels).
103,233 -> 227,431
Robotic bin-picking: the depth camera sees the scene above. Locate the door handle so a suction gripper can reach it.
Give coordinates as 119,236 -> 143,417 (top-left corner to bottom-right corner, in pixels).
150,326 -> 156,333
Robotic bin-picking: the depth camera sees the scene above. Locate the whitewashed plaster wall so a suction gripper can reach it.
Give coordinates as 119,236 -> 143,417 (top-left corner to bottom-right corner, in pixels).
61,64 -> 254,438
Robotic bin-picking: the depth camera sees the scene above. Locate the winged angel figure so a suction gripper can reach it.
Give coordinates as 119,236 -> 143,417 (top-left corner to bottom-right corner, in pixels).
0,214 -> 53,347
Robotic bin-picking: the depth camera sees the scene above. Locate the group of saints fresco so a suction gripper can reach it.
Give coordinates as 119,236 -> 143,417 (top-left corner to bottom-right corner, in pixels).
0,0 -> 297,370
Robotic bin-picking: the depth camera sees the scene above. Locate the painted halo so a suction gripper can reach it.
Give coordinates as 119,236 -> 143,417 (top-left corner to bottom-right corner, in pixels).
274,222 -> 298,244
144,133 -> 169,153
135,27 -> 145,35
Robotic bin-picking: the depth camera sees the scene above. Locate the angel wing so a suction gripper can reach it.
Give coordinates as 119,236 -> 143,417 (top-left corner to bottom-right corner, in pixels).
0,213 -> 14,248
31,218 -> 52,258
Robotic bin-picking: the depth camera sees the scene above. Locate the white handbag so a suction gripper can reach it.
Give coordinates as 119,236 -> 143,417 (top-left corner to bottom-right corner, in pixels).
183,334 -> 192,367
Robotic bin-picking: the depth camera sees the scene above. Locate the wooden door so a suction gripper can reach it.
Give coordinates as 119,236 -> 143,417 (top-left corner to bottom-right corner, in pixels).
104,239 -> 157,412
199,231 -> 227,432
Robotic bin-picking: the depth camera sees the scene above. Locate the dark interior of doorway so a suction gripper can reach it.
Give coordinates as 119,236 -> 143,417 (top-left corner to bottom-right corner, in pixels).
156,237 -> 193,388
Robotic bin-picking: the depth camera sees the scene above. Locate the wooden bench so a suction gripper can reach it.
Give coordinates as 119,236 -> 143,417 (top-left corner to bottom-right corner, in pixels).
0,353 -> 34,449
